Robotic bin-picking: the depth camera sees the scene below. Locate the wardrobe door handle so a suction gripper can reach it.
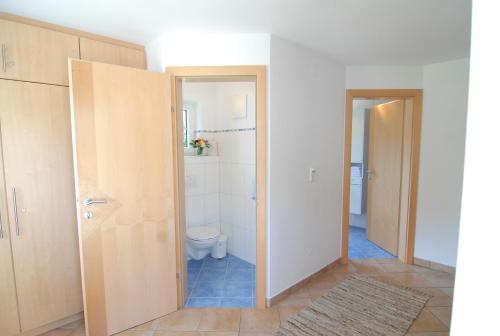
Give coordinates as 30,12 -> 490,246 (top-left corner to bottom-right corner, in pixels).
12,187 -> 19,236
0,212 -> 3,239
1,44 -> 6,73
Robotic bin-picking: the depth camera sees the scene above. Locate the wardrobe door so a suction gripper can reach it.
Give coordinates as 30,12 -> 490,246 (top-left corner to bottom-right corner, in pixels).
0,80 -> 83,332
0,127 -> 20,336
79,37 -> 147,69
0,19 -> 80,85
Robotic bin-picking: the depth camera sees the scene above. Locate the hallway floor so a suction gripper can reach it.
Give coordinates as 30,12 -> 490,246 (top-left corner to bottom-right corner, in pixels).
349,226 -> 397,259
46,258 -> 454,336
186,254 -> 255,308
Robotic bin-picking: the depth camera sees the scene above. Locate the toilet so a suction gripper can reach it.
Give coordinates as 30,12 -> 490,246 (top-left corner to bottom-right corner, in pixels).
187,226 -> 220,260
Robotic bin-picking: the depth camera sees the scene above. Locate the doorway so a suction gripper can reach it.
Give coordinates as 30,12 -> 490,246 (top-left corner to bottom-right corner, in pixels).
342,90 -> 423,264
167,66 -> 267,309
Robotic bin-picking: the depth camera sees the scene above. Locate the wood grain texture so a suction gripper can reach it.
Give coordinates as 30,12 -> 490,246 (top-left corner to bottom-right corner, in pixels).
0,122 -> 20,336
0,12 -> 145,51
341,89 -> 423,264
166,66 -> 267,309
366,100 -> 405,255
80,37 -> 147,69
0,80 -> 83,331
69,60 -> 177,336
0,19 -> 80,85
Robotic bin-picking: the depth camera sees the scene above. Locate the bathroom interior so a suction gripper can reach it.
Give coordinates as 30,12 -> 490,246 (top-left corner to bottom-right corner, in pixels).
349,98 -> 397,259
182,78 -> 257,308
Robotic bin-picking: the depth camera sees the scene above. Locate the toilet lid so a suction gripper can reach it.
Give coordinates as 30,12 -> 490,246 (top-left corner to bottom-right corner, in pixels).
187,226 -> 220,241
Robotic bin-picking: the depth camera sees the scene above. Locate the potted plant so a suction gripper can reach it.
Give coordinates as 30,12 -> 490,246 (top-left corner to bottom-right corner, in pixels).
189,138 -> 211,156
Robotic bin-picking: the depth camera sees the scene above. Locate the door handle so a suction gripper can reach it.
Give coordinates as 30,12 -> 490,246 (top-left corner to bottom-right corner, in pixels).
366,169 -> 375,180
12,187 -> 20,236
83,198 -> 107,206
1,44 -> 6,72
1,44 -> 15,72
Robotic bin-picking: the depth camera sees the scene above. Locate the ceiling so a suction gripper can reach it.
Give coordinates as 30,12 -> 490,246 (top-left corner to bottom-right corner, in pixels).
0,0 -> 471,65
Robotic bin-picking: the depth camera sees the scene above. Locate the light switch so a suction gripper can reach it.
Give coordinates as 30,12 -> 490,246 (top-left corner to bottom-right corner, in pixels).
309,168 -> 316,182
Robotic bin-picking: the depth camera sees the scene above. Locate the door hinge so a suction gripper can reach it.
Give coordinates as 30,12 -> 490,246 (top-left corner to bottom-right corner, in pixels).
171,106 -> 175,113
176,272 -> 180,279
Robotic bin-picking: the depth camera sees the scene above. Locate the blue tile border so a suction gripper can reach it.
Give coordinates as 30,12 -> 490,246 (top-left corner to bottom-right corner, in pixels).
194,127 -> 255,134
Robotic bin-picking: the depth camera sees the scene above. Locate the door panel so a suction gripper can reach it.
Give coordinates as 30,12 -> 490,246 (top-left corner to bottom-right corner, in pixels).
79,37 -> 146,69
0,125 -> 20,336
366,100 -> 405,255
0,19 -> 80,85
0,80 -> 82,331
69,60 -> 178,336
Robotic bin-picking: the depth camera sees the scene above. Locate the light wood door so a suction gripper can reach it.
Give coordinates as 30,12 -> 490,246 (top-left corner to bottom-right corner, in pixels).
0,127 -> 20,336
366,100 -> 405,255
79,37 -> 146,69
0,19 -> 80,85
0,80 -> 83,331
69,60 -> 178,336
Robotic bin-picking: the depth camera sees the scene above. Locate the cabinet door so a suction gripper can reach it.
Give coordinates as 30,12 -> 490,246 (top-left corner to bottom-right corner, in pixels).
0,19 -> 80,85
0,131 -> 20,336
0,80 -> 83,332
80,37 -> 146,69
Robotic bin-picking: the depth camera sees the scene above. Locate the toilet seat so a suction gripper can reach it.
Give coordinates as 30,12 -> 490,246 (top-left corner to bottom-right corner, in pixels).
187,226 -> 219,241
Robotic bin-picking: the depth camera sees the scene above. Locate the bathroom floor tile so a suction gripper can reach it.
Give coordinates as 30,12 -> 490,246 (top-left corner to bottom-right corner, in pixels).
348,226 -> 397,259
187,254 -> 255,308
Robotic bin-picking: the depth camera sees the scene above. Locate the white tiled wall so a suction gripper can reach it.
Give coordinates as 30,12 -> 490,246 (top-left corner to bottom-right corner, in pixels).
184,81 -> 256,264
184,156 -> 220,231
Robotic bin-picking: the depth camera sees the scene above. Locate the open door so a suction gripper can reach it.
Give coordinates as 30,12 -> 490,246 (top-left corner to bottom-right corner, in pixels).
366,100 -> 405,256
69,60 -> 178,336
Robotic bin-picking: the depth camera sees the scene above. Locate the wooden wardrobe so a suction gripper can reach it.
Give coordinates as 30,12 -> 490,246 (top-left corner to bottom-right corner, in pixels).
0,13 -> 147,336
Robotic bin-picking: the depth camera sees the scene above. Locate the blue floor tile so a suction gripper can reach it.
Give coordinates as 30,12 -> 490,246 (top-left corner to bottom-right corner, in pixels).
224,281 -> 253,298
187,254 -> 255,308
348,226 -> 396,259
186,298 -> 221,307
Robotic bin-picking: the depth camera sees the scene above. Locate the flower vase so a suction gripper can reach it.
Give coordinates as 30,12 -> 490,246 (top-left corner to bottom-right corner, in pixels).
196,147 -> 204,156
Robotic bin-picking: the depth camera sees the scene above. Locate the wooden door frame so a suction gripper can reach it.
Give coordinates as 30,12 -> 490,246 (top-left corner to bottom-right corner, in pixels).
341,89 -> 423,264
165,66 -> 267,309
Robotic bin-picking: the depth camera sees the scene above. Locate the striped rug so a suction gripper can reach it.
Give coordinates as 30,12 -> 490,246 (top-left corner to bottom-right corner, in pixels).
274,274 -> 430,336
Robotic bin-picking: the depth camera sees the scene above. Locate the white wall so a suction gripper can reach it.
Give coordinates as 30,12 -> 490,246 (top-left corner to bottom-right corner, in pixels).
415,58 -> 469,267
183,81 -> 257,264
184,156 -> 221,231
452,2 -> 499,332
268,36 -> 345,297
146,33 -> 270,71
346,65 -> 423,89
345,60 -> 469,267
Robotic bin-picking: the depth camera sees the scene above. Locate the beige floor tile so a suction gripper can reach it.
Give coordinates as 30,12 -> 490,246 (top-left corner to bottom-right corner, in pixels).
407,332 -> 450,336
68,327 -> 86,336
115,330 -> 155,336
438,287 -> 454,298
60,319 -> 84,329
198,332 -> 238,336
154,332 -> 198,336
157,309 -> 204,332
385,271 -> 454,288
40,328 -> 74,336
275,293 -> 311,308
428,307 -> 452,327
278,306 -> 303,323
379,263 -> 431,273
197,308 -> 241,332
132,318 -> 162,331
350,261 -> 385,274
238,333 -> 274,336
240,308 -> 280,333
409,309 -> 449,333
414,288 -> 453,307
